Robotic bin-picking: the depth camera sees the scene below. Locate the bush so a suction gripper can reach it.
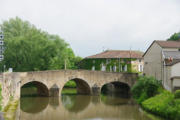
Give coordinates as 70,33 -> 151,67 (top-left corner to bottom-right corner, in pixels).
142,91 -> 180,120
131,76 -> 161,104
64,80 -> 76,88
175,90 -> 180,99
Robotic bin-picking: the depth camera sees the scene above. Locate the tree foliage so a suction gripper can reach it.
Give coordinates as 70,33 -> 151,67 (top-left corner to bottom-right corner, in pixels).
0,17 -> 82,71
167,32 -> 180,41
131,76 -> 161,104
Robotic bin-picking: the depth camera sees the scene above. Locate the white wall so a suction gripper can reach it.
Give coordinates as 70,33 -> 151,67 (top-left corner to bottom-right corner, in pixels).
171,62 -> 180,77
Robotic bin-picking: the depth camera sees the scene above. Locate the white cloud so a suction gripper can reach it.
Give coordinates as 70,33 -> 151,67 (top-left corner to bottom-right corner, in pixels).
1,0 -> 180,57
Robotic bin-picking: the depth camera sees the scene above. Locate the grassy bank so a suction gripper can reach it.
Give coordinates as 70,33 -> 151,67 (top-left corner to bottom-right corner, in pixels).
3,99 -> 18,120
131,76 -> 180,120
61,88 -> 77,95
142,90 -> 180,120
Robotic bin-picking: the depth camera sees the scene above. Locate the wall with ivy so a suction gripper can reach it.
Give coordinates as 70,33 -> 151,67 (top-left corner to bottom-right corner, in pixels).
79,58 -> 138,73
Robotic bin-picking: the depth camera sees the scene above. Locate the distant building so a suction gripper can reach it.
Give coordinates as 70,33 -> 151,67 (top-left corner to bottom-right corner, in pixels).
80,50 -> 144,73
143,40 -> 180,91
0,28 -> 4,61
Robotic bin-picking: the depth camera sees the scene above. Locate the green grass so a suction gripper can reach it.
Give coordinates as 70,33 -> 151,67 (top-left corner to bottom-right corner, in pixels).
61,88 -> 77,95
64,80 -> 77,88
3,100 -> 19,120
142,90 -> 180,120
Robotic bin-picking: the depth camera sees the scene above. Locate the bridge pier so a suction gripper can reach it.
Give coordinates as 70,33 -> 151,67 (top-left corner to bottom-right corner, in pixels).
49,84 -> 60,97
91,85 -> 101,96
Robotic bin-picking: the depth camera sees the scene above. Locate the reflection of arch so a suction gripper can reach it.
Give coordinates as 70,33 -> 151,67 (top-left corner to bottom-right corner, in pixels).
101,81 -> 130,98
61,95 -> 91,113
20,97 -> 49,113
21,81 -> 49,97
101,95 -> 129,106
62,78 -> 91,95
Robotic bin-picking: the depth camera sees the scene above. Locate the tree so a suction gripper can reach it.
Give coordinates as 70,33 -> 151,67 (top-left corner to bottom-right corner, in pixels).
0,17 -> 81,71
167,32 -> 180,41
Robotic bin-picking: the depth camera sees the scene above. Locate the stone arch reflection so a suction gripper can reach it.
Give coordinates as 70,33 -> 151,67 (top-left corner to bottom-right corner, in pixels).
61,95 -> 91,113
21,81 -> 49,97
20,97 -> 49,113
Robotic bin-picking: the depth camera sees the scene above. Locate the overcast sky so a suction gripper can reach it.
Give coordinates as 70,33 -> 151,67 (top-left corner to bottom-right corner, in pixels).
1,0 -> 180,57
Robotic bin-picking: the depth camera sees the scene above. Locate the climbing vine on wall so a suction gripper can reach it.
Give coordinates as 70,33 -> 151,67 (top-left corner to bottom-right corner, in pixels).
79,58 -> 138,73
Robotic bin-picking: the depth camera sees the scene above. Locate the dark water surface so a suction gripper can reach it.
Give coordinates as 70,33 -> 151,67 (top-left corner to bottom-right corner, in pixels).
16,95 -> 161,120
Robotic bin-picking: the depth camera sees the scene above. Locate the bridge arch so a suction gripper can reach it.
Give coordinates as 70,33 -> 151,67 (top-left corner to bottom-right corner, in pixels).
62,78 -> 91,95
21,81 -> 49,97
101,81 -> 131,98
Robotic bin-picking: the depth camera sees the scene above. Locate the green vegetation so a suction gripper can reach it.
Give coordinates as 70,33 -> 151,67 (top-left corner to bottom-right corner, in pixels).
131,76 -> 180,119
0,84 -> 2,110
142,91 -> 180,120
61,88 -> 77,95
63,80 -> 77,88
175,90 -> 180,99
167,32 -> 180,41
3,100 -> 18,120
0,17 -> 82,72
79,58 -> 137,73
131,76 -> 162,104
62,80 -> 77,95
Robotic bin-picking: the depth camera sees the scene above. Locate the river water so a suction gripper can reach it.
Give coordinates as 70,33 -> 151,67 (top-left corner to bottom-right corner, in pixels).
14,95 -> 162,120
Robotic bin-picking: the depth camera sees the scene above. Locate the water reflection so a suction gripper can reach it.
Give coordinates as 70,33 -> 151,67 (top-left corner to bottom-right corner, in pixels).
61,95 -> 91,112
20,97 -> 49,113
18,95 -> 160,120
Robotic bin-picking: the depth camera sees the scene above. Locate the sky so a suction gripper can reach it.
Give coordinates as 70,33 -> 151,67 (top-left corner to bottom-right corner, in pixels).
1,0 -> 180,57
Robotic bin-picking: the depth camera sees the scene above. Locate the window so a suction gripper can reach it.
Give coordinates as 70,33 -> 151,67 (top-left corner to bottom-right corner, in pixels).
0,35 -> 4,40
101,63 -> 106,71
122,65 -> 127,72
139,65 -> 143,72
113,65 -> 116,72
106,59 -> 111,64
92,66 -> 95,71
0,41 -> 3,45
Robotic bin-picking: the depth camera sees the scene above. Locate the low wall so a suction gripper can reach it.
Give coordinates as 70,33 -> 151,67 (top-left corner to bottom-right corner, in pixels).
1,72 -> 21,109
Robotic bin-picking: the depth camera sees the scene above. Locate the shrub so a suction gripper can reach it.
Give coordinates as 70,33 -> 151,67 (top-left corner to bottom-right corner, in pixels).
64,80 -> 76,88
131,76 -> 161,104
175,90 -> 180,99
142,91 -> 178,119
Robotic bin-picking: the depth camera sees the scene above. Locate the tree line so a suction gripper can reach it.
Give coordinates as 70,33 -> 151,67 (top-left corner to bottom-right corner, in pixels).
0,17 -> 82,72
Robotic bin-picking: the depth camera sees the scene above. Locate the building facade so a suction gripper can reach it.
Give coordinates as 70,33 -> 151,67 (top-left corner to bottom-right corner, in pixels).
80,50 -> 144,73
143,40 -> 180,91
0,28 -> 4,61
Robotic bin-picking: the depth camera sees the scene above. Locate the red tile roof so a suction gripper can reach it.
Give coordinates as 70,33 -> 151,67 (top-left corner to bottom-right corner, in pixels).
156,40 -> 180,48
85,50 -> 143,59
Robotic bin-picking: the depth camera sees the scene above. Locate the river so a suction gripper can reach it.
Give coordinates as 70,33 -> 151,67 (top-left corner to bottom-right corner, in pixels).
14,95 -> 162,120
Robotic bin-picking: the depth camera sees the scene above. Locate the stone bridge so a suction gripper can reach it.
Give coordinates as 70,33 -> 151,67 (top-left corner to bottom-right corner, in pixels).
1,70 -> 138,107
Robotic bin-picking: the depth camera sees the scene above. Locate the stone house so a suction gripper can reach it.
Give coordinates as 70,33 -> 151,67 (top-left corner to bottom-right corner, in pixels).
143,40 -> 180,91
79,50 -> 144,73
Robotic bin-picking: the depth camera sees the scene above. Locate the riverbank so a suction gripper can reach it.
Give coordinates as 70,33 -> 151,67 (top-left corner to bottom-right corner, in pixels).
131,76 -> 180,120
2,100 -> 18,120
2,99 -> 18,120
142,90 -> 180,120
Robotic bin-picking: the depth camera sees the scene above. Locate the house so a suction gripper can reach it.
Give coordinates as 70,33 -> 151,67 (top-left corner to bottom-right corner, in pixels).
143,40 -> 180,91
79,50 -> 144,73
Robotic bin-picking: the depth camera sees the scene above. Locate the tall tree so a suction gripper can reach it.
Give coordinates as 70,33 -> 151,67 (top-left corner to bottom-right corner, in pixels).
167,32 -> 180,41
0,17 -> 82,71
